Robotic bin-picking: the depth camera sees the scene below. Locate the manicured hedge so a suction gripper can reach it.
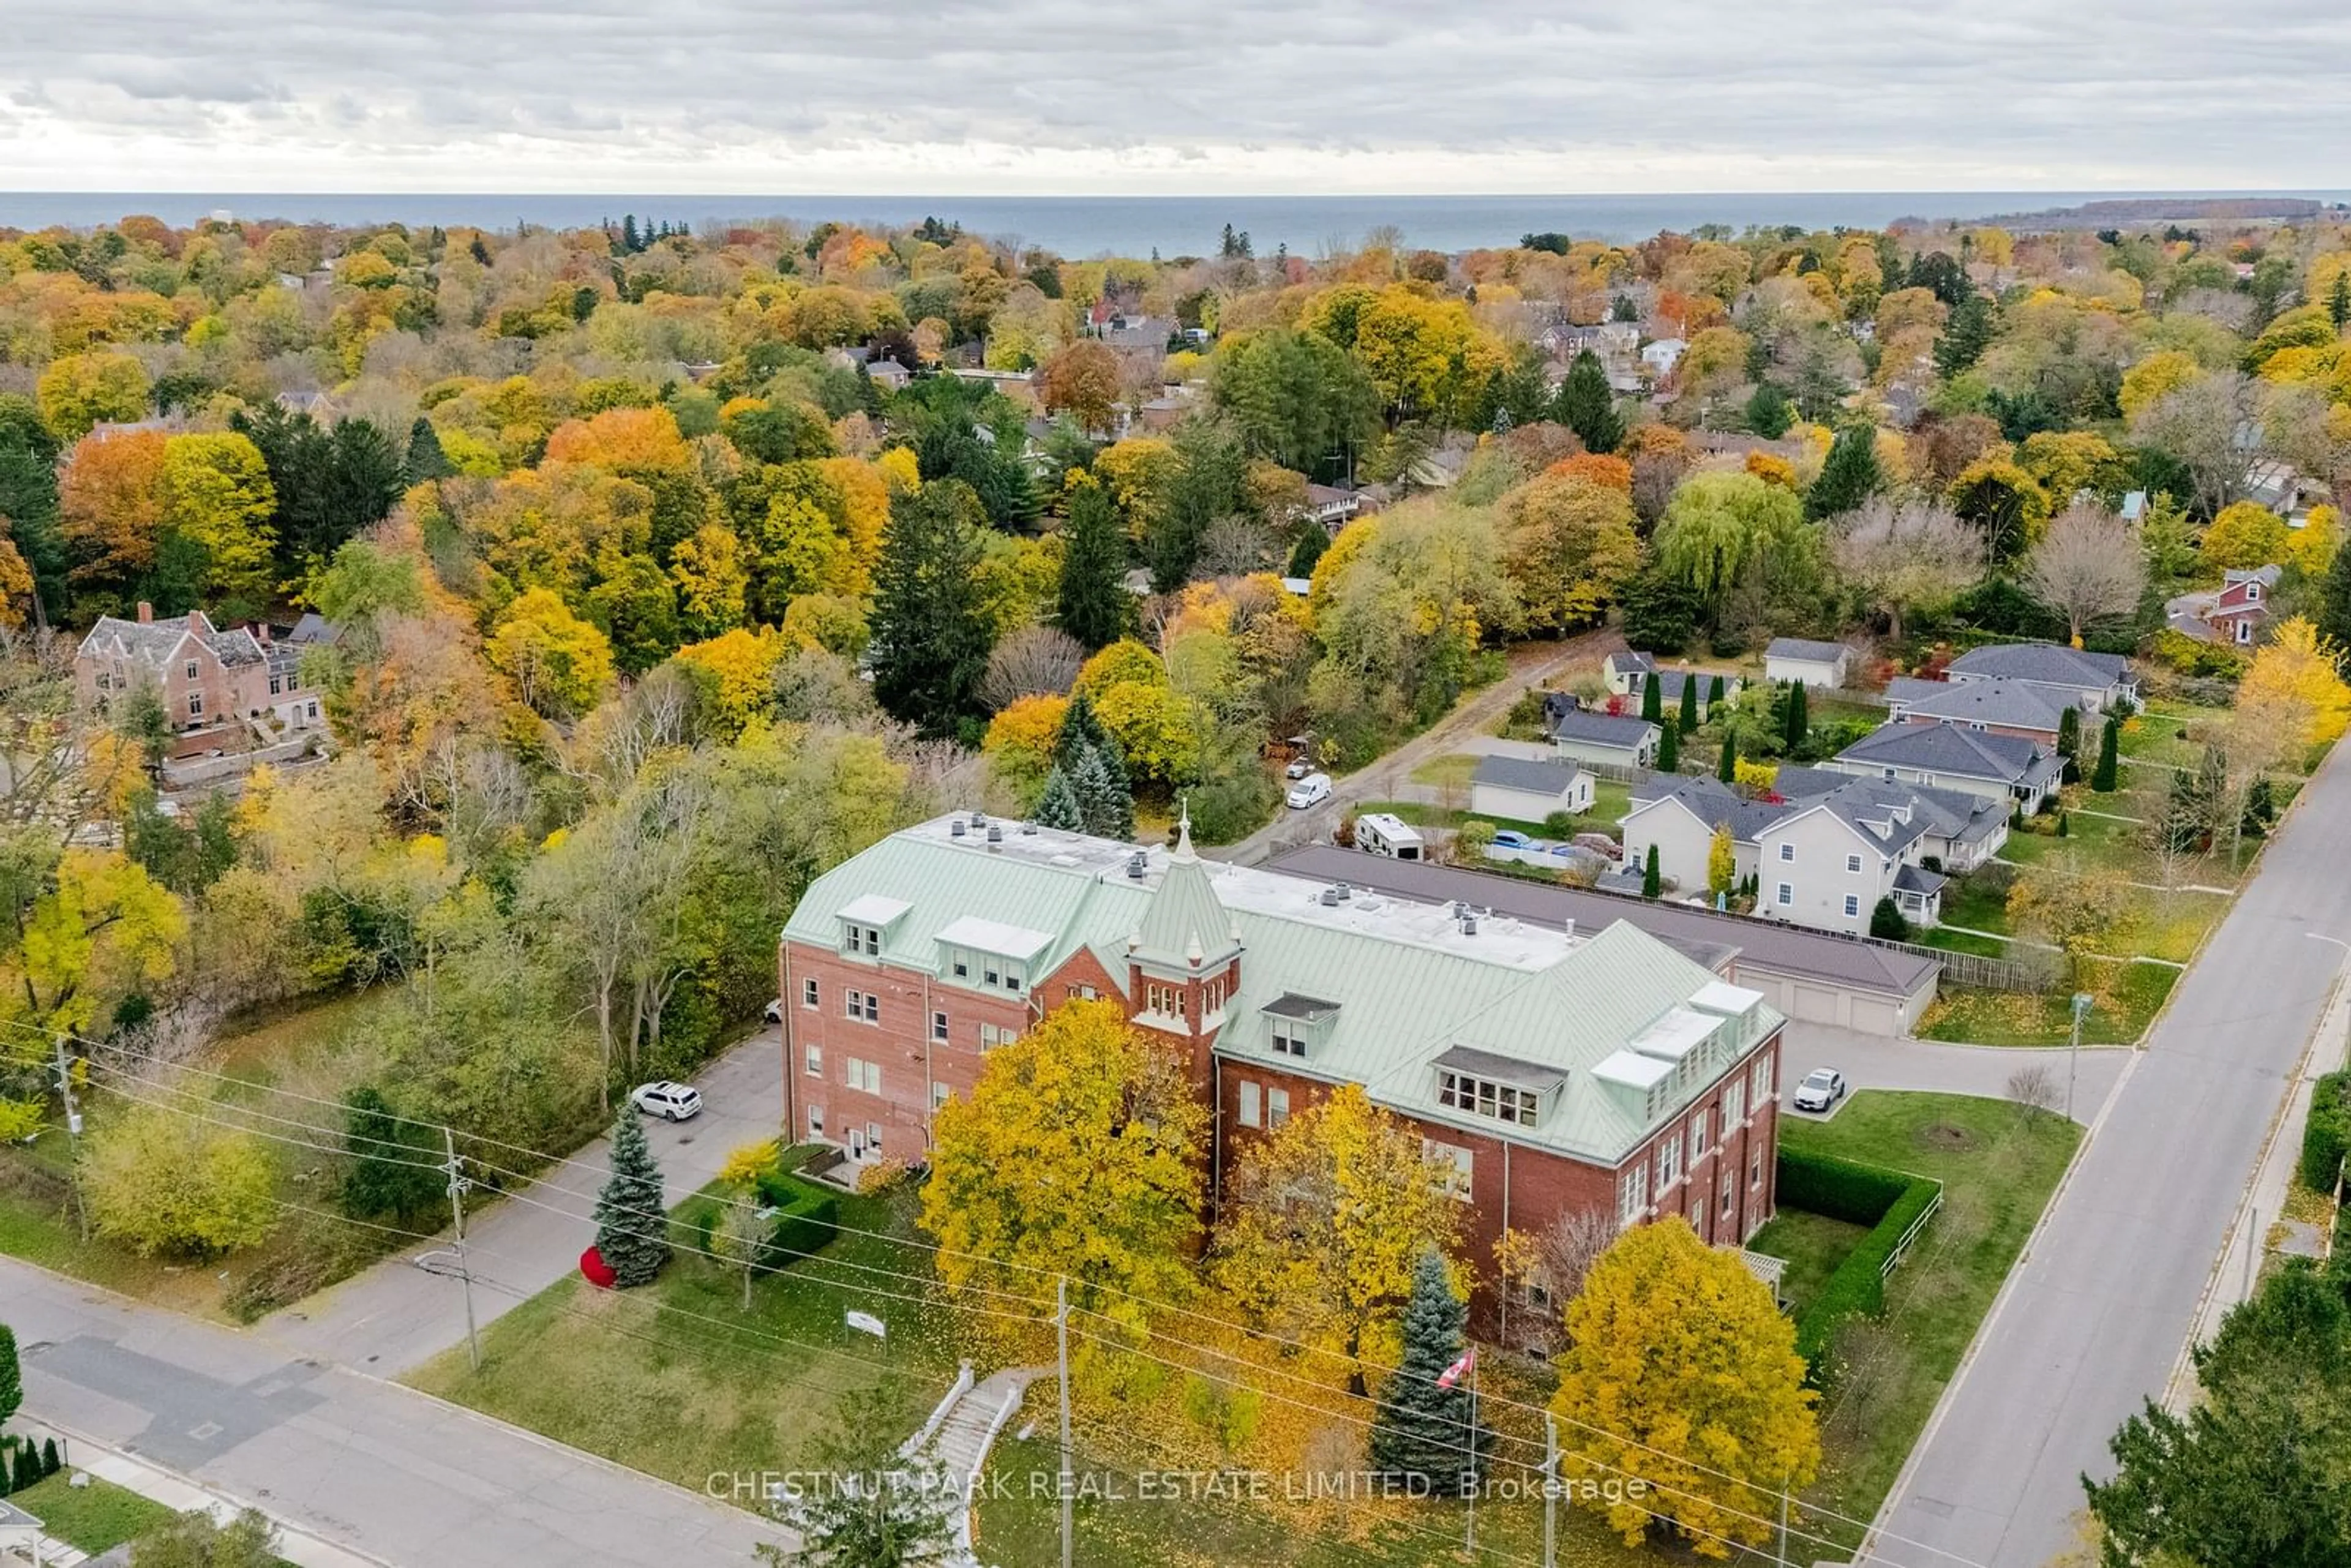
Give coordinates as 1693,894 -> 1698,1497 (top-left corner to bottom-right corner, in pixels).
2300,1071 -> 2351,1192
683,1178 -> 841,1276
1776,1147 -> 1913,1226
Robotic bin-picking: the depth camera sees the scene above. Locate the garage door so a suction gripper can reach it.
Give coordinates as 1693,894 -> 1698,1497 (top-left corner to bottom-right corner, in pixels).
1791,985 -> 1840,1024
1849,996 -> 1899,1036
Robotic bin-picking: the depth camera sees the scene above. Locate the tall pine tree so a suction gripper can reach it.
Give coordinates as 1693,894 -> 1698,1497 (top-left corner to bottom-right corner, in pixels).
1657,721 -> 1680,773
1782,680 -> 1809,753
1056,480 -> 1128,649
404,415 -> 453,485
869,479 -> 997,736
1678,674 -> 1699,735
1933,291 -> 1995,378
1718,727 -> 1739,783
1640,674 -> 1663,724
2317,533 -> 2351,664
1368,1251 -> 1491,1494
0,1322 -> 19,1427
595,1111 -> 671,1288
1551,351 -> 1624,454
1805,424 -> 1881,520
1034,767 -> 1084,829
2091,713 -> 2120,792
340,1086 -> 443,1222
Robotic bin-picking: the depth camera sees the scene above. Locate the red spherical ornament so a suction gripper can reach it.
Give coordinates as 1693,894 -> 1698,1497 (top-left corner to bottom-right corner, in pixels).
580,1245 -> 618,1288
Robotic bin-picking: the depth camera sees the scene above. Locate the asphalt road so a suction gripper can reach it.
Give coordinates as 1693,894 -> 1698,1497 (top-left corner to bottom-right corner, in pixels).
1865,735 -> 2351,1568
1777,1023 -> 2131,1127
269,1026 -> 786,1375
0,1257 -> 786,1566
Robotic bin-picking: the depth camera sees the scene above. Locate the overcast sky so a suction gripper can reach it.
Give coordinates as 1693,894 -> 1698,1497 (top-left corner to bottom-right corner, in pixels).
2,0 -> 2345,193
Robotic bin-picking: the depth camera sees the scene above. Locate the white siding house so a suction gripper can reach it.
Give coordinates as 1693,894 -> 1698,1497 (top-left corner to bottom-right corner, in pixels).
1763,638 -> 1852,689
1470,756 -> 1594,823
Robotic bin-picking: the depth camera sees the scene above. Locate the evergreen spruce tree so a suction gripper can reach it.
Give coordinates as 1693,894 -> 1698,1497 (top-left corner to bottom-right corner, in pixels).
1068,745 -> 1135,841
2331,271 -> 2351,332
2057,707 -> 2082,783
1642,844 -> 1662,899
39,1439 -> 56,1478
1782,681 -> 1809,754
341,1086 -> 443,1222
1551,351 -> 1625,454
1055,481 -> 1128,650
1657,721 -> 1679,773
403,416 -> 452,485
1678,674 -> 1699,734
594,1111 -> 670,1288
2091,713 -> 2120,792
869,479 -> 997,736
1870,896 -> 1910,940
1056,688 -> 1111,767
1286,526 -> 1329,580
1744,382 -> 1793,440
1368,1251 -> 1491,1495
1717,727 -> 1739,784
1707,673 -> 1726,714
1640,675 -> 1663,724
1034,767 -> 1084,830
1933,291 -> 1996,378
9,1444 -> 32,1493
0,1324 -> 18,1427
1805,424 -> 1882,521
2317,535 -> 2351,665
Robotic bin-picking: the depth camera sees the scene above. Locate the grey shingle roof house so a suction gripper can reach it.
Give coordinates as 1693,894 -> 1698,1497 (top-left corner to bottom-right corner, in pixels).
1943,642 -> 2137,712
1883,677 -> 2071,739
1472,755 -> 1586,795
1828,720 -> 2064,805
1548,708 -> 1660,756
1766,637 -> 1849,664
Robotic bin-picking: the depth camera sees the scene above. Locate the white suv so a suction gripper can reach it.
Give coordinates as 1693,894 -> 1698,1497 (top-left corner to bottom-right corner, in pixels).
631,1081 -> 703,1121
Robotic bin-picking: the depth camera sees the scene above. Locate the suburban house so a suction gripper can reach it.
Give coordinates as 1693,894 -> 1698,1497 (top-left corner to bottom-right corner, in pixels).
1603,652 -> 1740,719
1824,721 -> 2064,810
780,814 -> 1788,1322
1548,709 -> 1662,771
1941,642 -> 2138,716
1620,769 -> 1995,935
2166,566 -> 2279,647
1471,755 -> 1595,822
1303,484 -> 1364,534
1640,338 -> 1689,378
75,605 -> 333,734
1882,677 -> 2071,745
1763,638 -> 1853,689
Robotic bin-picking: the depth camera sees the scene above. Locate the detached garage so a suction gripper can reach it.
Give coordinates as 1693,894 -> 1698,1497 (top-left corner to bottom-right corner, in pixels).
1470,755 -> 1595,824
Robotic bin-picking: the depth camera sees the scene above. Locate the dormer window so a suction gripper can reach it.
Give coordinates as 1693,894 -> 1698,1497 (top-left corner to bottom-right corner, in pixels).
841,921 -> 881,957
1261,994 -> 1338,1059
1270,1021 -> 1308,1057
1437,1068 -> 1541,1128
834,896 -> 910,961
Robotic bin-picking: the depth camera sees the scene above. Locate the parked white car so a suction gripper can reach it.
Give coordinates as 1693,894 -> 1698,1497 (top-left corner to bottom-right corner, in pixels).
762,997 -> 784,1023
1286,773 -> 1332,809
631,1081 -> 704,1121
1791,1068 -> 1848,1113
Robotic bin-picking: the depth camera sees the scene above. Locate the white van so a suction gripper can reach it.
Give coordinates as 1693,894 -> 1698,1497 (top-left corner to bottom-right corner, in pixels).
1286,773 -> 1333,810
1354,811 -> 1425,861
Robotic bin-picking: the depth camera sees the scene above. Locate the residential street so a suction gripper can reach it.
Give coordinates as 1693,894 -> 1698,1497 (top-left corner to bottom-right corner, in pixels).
269,1024 -> 786,1374
0,1258 -> 786,1566
1865,735 -> 2351,1567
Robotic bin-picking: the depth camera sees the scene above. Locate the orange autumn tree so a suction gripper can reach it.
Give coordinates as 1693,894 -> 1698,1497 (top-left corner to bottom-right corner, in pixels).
59,427 -> 170,593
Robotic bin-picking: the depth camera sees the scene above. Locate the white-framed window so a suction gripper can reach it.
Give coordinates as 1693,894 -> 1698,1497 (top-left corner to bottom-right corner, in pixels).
185,660 -> 199,680
1655,1131 -> 1681,1190
1422,1138 -> 1474,1201
845,1057 -> 881,1093
269,674 -> 282,696
1267,1088 -> 1291,1128
188,692 -> 203,716
1751,1149 -> 1764,1187
1202,977 -> 1225,1013
1071,985 -> 1098,1002
844,989 -> 878,1023
804,1044 -> 822,1077
1775,882 -> 1793,906
1720,1169 -> 1736,1216
979,1022 -> 1018,1051
1690,1195 -> 1705,1229
1270,1021 -> 1308,1058
1239,1081 -> 1261,1128
1843,895 -> 1860,918
808,1105 -> 825,1138
1688,1109 -> 1709,1161
1751,1056 -> 1774,1104
931,1082 -> 951,1111
868,1122 -> 882,1157
1438,1069 -> 1540,1128
1617,1164 -> 1649,1226
931,1010 -> 948,1042
1723,1080 -> 1745,1127
1145,981 -> 1182,1016
841,921 -> 880,957
801,977 -> 819,1009
1779,842 -> 1794,861
306,700 -> 318,720
1845,853 -> 1862,873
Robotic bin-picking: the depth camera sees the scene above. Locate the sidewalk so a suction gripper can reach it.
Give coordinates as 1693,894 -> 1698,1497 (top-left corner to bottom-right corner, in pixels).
10,1414 -> 385,1567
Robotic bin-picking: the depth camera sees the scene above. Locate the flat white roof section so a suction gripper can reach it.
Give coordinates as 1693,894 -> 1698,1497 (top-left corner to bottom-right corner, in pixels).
1627,1006 -> 1719,1063
932,915 -> 1057,962
1592,1049 -> 1676,1090
1689,979 -> 1765,1016
836,894 -> 912,926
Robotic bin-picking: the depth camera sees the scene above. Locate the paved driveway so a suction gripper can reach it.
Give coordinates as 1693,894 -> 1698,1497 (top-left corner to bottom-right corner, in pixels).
1,1258 -> 786,1566
1865,736 -> 2351,1567
270,1026 -> 785,1375
1777,1022 -> 2131,1125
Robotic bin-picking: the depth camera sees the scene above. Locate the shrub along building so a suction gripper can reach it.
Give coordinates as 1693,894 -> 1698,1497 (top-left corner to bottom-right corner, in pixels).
781,811 -> 1787,1319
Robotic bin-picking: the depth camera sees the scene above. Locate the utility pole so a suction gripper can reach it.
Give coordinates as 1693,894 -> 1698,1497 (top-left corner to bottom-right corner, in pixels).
1777,1482 -> 1791,1568
1541,1414 -> 1558,1568
52,1035 -> 87,1241
1057,1275 -> 1073,1568
444,1127 -> 480,1373
2066,991 -> 2091,1120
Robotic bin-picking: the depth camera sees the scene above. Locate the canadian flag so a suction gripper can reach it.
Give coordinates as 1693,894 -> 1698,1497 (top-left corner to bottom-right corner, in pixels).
1436,1348 -> 1475,1390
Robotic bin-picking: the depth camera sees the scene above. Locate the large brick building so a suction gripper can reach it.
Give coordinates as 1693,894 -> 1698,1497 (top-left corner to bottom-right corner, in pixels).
779,812 -> 1786,1310
75,604 -> 335,733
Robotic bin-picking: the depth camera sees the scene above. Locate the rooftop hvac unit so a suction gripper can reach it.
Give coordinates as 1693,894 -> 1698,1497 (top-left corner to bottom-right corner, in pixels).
985,823 -> 1003,847
1319,887 -> 1344,907
950,819 -> 967,838
1461,915 -> 1479,936
1333,882 -> 1352,899
1126,852 -> 1148,880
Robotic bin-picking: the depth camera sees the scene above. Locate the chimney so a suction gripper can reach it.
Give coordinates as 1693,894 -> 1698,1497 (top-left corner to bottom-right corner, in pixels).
137,601 -> 153,624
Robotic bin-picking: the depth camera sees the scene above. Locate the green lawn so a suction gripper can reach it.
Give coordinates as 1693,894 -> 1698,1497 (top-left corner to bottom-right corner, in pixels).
1747,1209 -> 1870,1316
407,1177 -> 954,1501
8,1471 -> 181,1554
1935,873 -> 2015,936
1916,958 -> 2177,1046
1778,1092 -> 2082,1548
1406,753 -> 1479,791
